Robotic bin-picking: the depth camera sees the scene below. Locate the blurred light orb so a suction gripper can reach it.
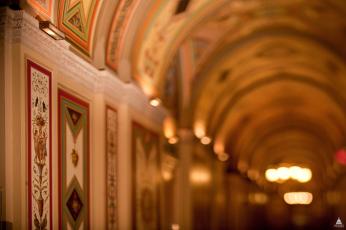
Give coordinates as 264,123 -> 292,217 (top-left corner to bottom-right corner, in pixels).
277,167 -> 290,180
296,168 -> 312,183
265,168 -> 278,182
284,192 -> 313,205
201,136 -> 212,145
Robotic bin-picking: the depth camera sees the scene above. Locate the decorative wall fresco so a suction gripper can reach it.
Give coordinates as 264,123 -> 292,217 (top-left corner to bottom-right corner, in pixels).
132,122 -> 160,230
27,0 -> 54,19
58,0 -> 102,55
106,106 -> 118,230
27,59 -> 52,230
58,89 -> 89,230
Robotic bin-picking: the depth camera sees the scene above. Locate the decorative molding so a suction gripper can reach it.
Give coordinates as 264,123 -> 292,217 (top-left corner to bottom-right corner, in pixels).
0,8 -> 166,123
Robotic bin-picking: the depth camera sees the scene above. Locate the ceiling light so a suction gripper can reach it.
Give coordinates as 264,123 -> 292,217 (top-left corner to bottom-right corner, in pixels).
194,121 -> 206,138
162,171 -> 173,181
284,192 -> 313,205
265,168 -> 278,182
217,153 -> 229,162
213,141 -> 225,154
190,167 -> 211,185
200,136 -> 212,145
296,168 -> 312,183
149,97 -> 161,107
163,116 -> 176,139
39,21 -> 65,40
168,136 -> 179,145
277,167 -> 290,180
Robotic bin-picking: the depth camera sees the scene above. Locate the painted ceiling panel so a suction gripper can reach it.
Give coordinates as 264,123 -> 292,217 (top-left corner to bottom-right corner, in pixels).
106,0 -> 140,71
58,0 -> 103,56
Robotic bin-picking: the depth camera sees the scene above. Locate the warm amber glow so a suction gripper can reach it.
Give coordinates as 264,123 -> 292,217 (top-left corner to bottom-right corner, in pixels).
265,168 -> 279,182
265,166 -> 312,183
284,192 -> 313,205
149,97 -> 161,107
163,116 -> 176,139
171,224 -> 180,230
162,171 -> 173,181
194,121 -> 206,138
248,193 -> 268,205
213,141 -> 225,154
217,153 -> 229,162
200,136 -> 212,145
168,136 -> 179,144
277,167 -> 290,180
296,168 -> 312,183
190,167 -> 211,185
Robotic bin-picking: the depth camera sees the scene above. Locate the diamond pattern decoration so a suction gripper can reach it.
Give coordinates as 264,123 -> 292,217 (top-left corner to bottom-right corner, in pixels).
66,189 -> 83,221
67,108 -> 82,126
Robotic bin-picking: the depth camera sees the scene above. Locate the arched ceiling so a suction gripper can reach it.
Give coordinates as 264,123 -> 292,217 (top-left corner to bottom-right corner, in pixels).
22,0 -> 346,191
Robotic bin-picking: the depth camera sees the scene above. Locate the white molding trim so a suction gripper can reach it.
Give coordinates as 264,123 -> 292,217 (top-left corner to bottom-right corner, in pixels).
0,7 -> 166,124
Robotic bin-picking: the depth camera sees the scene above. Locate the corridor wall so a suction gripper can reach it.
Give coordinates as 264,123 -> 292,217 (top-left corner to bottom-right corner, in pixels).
0,7 -> 167,229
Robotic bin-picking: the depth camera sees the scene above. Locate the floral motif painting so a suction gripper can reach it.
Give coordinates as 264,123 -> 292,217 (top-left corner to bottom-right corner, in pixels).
27,59 -> 52,230
106,106 -> 118,230
132,122 -> 160,230
58,89 -> 89,230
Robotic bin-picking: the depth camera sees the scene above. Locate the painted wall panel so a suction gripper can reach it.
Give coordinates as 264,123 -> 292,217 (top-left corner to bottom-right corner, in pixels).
27,59 -> 53,230
58,89 -> 90,230
105,105 -> 118,230
132,122 -> 160,230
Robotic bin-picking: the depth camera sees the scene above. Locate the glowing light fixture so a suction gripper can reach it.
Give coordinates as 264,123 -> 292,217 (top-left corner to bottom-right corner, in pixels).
200,136 -> 212,145
190,167 -> 211,185
162,171 -> 173,181
284,192 -> 313,205
194,121 -> 206,139
39,21 -> 65,40
217,153 -> 229,162
149,97 -> 161,107
296,168 -> 312,183
277,167 -> 290,180
171,224 -> 180,230
265,168 -> 279,182
265,166 -> 312,183
168,136 -> 179,145
213,141 -> 225,154
163,115 -> 177,139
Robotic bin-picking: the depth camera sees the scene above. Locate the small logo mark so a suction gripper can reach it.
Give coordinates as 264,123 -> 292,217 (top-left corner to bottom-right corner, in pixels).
335,217 -> 344,228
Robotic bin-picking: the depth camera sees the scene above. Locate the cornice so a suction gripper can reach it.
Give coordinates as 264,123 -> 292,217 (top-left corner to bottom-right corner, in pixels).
0,7 -> 166,124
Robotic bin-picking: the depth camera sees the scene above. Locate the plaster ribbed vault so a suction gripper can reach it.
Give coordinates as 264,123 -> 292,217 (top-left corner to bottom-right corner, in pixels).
22,0 -> 346,192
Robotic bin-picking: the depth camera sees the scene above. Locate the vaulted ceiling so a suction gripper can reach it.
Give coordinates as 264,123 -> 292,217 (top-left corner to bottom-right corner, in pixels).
23,0 -> 346,192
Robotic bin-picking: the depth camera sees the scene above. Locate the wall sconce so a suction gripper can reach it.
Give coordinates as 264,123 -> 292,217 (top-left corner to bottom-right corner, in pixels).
200,136 -> 212,145
168,136 -> 179,145
39,21 -> 65,40
149,97 -> 161,107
